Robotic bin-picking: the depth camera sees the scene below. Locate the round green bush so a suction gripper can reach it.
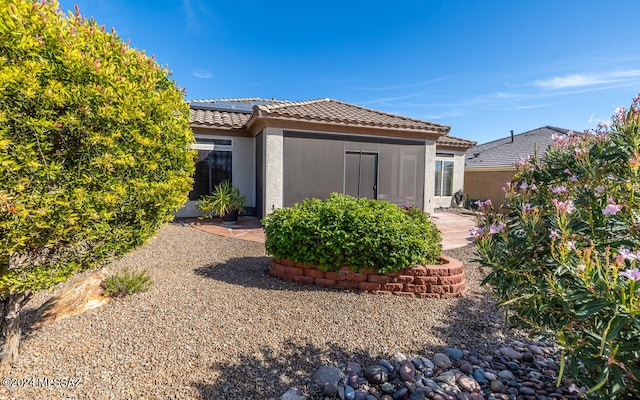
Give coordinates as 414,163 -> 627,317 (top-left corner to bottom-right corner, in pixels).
474,93 -> 640,399
263,193 -> 442,273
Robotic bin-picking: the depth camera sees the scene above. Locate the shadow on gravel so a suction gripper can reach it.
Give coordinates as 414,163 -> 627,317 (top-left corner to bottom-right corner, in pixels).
194,256 -> 347,294
192,339 -> 379,399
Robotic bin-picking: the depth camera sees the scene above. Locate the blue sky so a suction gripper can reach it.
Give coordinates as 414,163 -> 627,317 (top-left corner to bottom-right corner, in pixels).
58,0 -> 640,144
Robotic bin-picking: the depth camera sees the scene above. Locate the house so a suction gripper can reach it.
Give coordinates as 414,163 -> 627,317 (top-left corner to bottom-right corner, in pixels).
464,126 -> 575,207
176,98 -> 476,218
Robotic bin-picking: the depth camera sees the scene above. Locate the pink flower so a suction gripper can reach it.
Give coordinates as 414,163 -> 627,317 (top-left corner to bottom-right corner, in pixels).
474,199 -> 492,210
570,175 -> 578,182
594,185 -> 605,193
552,186 -> 567,194
566,241 -> 576,251
552,199 -> 575,214
489,222 -> 505,234
618,247 -> 638,261
519,182 -> 529,190
615,106 -> 627,124
549,230 -> 560,239
602,198 -> 623,215
469,227 -> 486,237
620,268 -> 640,281
576,264 -> 586,272
522,203 -> 532,212
530,183 -> 537,191
563,168 -> 572,175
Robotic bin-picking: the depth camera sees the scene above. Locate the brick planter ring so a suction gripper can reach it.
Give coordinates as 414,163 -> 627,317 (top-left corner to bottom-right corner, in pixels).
269,255 -> 466,298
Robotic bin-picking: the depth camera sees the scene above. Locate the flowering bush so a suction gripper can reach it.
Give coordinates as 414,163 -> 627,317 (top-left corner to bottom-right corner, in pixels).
474,94 -> 640,399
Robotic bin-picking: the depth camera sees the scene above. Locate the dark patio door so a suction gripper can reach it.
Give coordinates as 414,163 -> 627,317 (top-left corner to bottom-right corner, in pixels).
345,151 -> 378,199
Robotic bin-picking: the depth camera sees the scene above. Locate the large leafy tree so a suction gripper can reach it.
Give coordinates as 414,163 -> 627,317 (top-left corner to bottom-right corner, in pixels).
0,0 -> 194,367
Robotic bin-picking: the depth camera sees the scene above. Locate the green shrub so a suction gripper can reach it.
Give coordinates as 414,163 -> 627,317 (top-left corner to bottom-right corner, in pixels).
263,193 -> 441,273
102,268 -> 152,298
0,0 -> 194,366
474,94 -> 640,399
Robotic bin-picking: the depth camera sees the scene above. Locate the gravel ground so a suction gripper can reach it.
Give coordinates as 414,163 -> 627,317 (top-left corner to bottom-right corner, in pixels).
3,223 -> 526,400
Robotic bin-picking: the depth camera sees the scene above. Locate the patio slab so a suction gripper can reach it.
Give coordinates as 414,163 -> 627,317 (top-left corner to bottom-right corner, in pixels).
186,210 -> 478,249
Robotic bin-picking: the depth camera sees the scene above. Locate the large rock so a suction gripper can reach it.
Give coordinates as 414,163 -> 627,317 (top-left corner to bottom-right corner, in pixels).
33,269 -> 110,328
280,387 -> 305,400
312,365 -> 343,397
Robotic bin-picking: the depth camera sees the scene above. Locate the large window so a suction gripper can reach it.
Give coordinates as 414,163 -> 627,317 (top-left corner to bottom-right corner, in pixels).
435,160 -> 454,196
188,137 -> 233,200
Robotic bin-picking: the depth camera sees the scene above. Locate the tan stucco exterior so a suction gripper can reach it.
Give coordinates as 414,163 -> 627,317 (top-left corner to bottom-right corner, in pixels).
464,168 -> 515,208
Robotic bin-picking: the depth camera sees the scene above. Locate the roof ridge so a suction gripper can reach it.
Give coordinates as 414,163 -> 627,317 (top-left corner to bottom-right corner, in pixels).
330,99 -> 450,129
257,97 -> 330,111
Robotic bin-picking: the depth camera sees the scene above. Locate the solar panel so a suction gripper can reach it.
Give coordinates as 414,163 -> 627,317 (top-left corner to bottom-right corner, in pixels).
189,101 -> 254,114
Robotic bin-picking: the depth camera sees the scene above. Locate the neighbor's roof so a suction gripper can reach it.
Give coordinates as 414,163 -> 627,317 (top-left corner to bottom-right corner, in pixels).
465,126 -> 576,169
188,98 -> 476,148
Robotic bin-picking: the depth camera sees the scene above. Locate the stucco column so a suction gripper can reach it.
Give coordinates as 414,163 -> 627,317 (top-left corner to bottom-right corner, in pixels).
423,140 -> 436,214
264,127 -> 284,215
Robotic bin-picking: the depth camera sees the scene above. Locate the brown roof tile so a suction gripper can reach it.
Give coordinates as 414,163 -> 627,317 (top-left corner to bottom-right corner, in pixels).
187,98 -> 475,149
437,134 -> 476,148
254,98 -> 450,134
189,108 -> 251,129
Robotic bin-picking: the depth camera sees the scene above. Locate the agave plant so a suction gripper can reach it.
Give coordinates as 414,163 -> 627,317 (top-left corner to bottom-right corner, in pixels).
196,180 -> 245,220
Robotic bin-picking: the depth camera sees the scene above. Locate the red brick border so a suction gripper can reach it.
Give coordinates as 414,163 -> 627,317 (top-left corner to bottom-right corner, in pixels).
268,255 -> 466,298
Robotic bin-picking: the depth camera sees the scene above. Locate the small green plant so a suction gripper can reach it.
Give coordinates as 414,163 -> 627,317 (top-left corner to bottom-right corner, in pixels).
102,268 -> 153,298
263,193 -> 442,273
474,93 -> 640,399
196,180 -> 246,219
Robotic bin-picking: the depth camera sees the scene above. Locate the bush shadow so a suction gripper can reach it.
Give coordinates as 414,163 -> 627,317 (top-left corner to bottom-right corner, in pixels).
191,339 -> 380,399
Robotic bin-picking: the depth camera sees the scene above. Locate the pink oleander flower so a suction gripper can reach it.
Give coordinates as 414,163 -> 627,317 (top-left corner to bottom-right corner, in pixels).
566,241 -> 576,251
549,230 -> 560,239
522,203 -> 532,212
489,222 -> 505,234
563,168 -> 572,175
576,264 -> 586,272
620,268 -> 640,281
519,182 -> 529,190
474,199 -> 492,210
602,198 -> 623,215
570,175 -> 578,182
552,199 -> 575,214
594,185 -> 605,193
618,247 -> 638,261
615,106 -> 627,124
552,186 -> 567,194
529,183 -> 537,191
469,227 -> 486,237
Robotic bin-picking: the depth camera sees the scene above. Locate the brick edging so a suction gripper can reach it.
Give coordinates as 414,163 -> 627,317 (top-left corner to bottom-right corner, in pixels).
268,255 -> 466,298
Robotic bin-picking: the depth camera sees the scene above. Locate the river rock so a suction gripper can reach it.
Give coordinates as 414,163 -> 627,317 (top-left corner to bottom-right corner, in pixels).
312,365 -> 343,397
400,360 -> 416,381
433,353 -> 452,368
364,364 -> 389,384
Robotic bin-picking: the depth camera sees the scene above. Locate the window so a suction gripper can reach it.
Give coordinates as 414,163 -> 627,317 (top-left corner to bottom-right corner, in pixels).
435,160 -> 454,196
189,137 -> 233,200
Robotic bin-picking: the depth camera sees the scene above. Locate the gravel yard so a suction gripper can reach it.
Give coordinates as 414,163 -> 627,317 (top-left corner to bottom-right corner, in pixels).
5,223 -> 524,399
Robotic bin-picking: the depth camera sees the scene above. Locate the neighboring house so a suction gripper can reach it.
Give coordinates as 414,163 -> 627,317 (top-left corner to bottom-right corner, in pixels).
464,126 -> 575,207
177,98 -> 476,218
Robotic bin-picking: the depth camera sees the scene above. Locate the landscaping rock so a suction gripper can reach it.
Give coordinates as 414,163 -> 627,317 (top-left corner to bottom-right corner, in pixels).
312,365 -> 342,397
364,364 -> 389,384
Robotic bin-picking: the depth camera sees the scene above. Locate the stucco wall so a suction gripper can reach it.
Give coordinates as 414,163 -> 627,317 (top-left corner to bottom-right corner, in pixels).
464,168 -> 515,208
263,127 -> 284,216
433,150 -> 466,209
175,135 -> 256,218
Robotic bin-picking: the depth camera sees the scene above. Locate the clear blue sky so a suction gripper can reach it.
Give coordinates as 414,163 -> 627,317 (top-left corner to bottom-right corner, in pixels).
57,0 -> 640,144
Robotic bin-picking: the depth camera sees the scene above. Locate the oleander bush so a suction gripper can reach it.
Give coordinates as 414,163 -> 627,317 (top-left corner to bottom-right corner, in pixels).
474,94 -> 640,399
263,193 -> 441,273
0,0 -> 194,367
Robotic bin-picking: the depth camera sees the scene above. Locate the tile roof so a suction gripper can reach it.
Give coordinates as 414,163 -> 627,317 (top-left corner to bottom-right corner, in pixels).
437,134 -> 476,148
188,98 -> 474,149
252,98 -> 450,134
465,126 -> 576,169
